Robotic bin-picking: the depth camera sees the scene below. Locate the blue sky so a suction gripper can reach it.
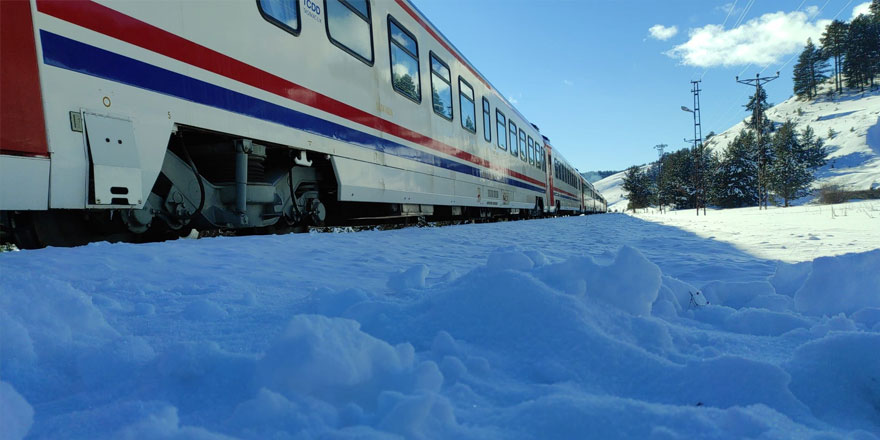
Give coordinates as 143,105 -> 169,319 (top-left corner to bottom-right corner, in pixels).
410,0 -> 873,172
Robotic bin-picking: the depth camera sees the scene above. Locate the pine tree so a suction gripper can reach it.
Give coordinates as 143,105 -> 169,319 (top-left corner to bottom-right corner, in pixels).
820,20 -> 849,93
843,15 -> 880,90
799,125 -> 828,169
393,73 -> 417,99
657,149 -> 696,209
622,166 -> 653,211
793,39 -> 828,99
744,87 -> 773,134
713,130 -> 759,208
432,88 -> 445,114
767,122 -> 826,206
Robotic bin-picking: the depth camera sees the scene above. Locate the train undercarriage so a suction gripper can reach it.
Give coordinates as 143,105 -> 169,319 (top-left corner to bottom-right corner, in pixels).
1,127 -> 556,249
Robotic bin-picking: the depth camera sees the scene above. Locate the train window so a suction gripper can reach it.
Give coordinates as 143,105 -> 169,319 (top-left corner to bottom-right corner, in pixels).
509,121 -> 518,156
388,17 -> 420,102
459,78 -> 476,133
519,130 -> 527,162
527,137 -> 535,166
496,110 -> 506,150
257,0 -> 301,35
482,98 -> 491,143
430,53 -> 453,120
325,0 -> 373,65
345,0 -> 368,16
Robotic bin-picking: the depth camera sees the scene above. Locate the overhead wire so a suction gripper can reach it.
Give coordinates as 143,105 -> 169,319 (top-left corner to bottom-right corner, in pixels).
709,0 -> 841,137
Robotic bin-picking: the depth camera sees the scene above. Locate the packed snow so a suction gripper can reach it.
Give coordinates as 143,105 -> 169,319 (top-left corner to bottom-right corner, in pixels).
2,211 -> 879,439
632,200 -> 880,262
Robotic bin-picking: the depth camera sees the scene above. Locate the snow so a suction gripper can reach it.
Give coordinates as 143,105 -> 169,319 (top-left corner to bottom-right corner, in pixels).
631,200 -> 880,262
1,212 -> 880,439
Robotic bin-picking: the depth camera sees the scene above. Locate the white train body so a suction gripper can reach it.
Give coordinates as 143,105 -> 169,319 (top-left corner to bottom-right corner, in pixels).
0,0 -> 603,247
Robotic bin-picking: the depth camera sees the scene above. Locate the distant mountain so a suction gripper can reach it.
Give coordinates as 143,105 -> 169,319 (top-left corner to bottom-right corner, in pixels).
580,170 -> 620,183
596,82 -> 880,211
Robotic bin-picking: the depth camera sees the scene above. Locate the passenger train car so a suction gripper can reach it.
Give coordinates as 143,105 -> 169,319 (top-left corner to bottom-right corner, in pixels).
0,0 -> 605,248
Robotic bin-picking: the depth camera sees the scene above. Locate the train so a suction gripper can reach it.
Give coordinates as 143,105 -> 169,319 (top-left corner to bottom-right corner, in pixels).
0,0 -> 606,249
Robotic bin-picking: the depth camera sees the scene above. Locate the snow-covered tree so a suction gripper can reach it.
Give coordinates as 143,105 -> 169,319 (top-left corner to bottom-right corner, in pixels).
768,122 -> 826,206
843,14 -> 880,91
793,38 -> 828,100
622,166 -> 653,212
820,20 -> 849,93
713,130 -> 759,208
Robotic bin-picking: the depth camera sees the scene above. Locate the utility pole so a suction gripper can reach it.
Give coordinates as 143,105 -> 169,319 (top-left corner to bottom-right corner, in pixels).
654,144 -> 666,213
681,80 -> 705,215
736,72 -> 779,210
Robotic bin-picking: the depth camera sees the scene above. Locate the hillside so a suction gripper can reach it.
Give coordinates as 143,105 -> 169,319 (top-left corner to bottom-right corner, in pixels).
580,170 -> 619,184
596,84 -> 880,211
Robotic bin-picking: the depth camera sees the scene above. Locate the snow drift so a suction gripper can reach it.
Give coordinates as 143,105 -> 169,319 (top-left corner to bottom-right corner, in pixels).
1,215 -> 879,439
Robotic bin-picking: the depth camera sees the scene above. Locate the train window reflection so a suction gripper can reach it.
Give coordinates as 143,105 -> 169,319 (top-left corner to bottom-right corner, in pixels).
527,137 -> 535,166
431,53 -> 452,120
325,0 -> 373,64
389,18 -> 420,102
482,98 -> 491,142
343,0 -> 368,18
496,110 -> 506,150
258,0 -> 300,34
459,78 -> 476,133
509,121 -> 517,156
519,130 -> 527,162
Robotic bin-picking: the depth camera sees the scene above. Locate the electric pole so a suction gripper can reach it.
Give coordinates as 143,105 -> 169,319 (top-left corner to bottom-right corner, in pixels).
736,72 -> 779,210
654,144 -> 666,213
681,80 -> 705,215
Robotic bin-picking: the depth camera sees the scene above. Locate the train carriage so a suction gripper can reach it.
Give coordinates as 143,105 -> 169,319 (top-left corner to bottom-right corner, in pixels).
0,0 -> 597,248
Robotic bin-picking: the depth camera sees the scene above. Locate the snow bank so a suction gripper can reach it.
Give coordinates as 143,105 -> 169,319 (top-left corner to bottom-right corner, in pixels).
794,250 -> 880,316
1,216 -> 879,438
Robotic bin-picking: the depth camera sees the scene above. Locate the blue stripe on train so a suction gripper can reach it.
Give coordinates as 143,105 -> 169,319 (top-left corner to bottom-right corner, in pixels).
39,30 -> 544,194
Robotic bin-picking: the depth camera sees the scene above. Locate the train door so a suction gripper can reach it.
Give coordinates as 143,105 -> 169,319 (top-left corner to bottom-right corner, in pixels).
546,149 -> 554,212
580,180 -> 585,212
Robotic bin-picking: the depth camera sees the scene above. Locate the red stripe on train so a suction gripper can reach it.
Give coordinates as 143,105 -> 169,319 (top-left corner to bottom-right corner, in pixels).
1,0 -> 49,157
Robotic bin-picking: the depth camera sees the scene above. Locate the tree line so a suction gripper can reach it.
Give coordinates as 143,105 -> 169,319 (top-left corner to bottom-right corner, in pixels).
623,90 -> 826,211
793,1 -> 880,99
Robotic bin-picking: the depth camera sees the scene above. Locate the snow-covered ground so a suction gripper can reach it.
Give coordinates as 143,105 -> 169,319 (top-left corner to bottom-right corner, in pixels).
631,200 -> 880,262
596,86 -> 880,211
2,212 -> 879,439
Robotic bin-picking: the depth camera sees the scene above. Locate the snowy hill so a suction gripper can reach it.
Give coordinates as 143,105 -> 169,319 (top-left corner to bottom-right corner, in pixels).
580,170 -> 619,184
596,85 -> 880,211
1,211 -> 879,439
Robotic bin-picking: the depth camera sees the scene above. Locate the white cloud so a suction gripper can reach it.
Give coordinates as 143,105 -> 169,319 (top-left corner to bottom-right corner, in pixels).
666,7 -> 830,68
851,2 -> 871,20
563,79 -> 574,86
507,96 -> 519,104
648,24 -> 679,41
